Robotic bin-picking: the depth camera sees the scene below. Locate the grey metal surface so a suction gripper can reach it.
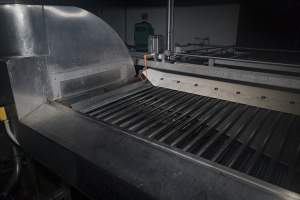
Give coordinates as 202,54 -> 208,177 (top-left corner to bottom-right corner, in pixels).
1,4 -> 135,117
175,46 -> 300,66
19,101 -> 300,200
167,0 -> 174,52
135,59 -> 300,90
72,86 -> 300,195
6,57 -> 48,119
212,58 -> 300,74
148,35 -> 164,54
0,4 -> 48,58
69,81 -> 151,112
176,53 -> 300,74
144,68 -> 300,115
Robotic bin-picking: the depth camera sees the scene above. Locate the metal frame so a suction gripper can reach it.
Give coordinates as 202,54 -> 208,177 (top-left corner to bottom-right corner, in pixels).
19,101 -> 300,200
135,59 -> 300,90
167,0 -> 174,52
176,53 -> 300,74
144,68 -> 300,115
72,83 -> 300,196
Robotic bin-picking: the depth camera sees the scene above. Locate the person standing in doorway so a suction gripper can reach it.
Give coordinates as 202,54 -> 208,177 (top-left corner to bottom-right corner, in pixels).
134,13 -> 154,52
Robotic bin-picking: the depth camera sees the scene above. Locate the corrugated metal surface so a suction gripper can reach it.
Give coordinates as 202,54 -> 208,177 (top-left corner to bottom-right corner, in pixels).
74,86 -> 300,194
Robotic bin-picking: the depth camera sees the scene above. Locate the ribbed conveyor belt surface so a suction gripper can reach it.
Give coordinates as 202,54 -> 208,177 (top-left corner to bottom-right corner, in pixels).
72,86 -> 300,194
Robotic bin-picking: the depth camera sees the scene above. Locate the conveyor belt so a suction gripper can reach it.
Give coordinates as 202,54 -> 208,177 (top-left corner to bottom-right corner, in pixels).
73,86 -> 300,194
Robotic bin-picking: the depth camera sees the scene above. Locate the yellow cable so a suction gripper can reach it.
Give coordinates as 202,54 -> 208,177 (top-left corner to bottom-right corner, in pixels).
0,107 -> 7,121
0,106 -> 20,145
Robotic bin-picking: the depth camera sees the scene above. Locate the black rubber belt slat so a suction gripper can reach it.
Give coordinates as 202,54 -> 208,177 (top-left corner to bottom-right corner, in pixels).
128,94 -> 203,132
284,143 -> 300,188
95,88 -> 164,119
86,86 -> 155,115
108,90 -> 178,124
169,104 -> 244,148
148,99 -> 222,139
227,110 -> 272,168
264,116 -> 296,182
244,113 -> 283,174
159,103 -> 238,144
87,87 -> 157,117
119,92 -> 195,129
140,97 -> 215,137
98,87 -> 166,120
81,85 -> 153,114
196,105 -> 248,157
212,108 -> 260,163
181,101 -> 231,152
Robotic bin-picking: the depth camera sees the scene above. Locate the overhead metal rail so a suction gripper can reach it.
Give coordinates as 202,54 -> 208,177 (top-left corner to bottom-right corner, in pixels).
175,53 -> 300,74
135,59 -> 300,91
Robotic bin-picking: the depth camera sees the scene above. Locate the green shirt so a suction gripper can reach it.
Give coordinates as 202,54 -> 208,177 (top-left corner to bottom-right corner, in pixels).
134,21 -> 154,51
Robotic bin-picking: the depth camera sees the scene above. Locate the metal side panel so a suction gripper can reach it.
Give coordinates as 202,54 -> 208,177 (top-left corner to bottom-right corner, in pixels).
18,103 -> 300,200
6,57 -> 48,119
135,59 -> 300,90
144,69 -> 300,115
0,4 -> 48,58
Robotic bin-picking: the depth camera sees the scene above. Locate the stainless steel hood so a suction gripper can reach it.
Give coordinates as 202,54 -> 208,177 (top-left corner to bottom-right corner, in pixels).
0,4 -> 135,118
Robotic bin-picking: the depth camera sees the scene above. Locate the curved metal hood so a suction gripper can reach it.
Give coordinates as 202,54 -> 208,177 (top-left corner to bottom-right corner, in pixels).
0,4 -> 135,117
0,4 -> 48,58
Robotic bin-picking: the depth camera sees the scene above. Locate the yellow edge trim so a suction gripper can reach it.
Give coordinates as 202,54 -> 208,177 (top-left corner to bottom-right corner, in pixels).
0,107 -> 7,121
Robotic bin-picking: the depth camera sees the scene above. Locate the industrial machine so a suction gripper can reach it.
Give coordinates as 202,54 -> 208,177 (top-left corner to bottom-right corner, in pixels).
1,4 -> 300,200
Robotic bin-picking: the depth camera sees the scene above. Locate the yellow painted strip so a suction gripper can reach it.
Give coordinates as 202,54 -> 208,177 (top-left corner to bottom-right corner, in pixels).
0,107 -> 7,121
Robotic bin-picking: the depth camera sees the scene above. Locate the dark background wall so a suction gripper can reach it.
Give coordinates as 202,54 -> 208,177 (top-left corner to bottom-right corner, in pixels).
4,0 -> 299,50
77,0 -> 300,50
100,4 -> 240,46
237,0 -> 300,50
